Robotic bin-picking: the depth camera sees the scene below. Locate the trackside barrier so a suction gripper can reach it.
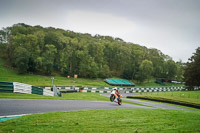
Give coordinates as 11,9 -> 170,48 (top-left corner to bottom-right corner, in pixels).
0,81 -> 14,93
43,86 -> 200,93
0,81 -> 59,97
43,89 -> 54,96
32,86 -> 43,95
13,82 -> 32,94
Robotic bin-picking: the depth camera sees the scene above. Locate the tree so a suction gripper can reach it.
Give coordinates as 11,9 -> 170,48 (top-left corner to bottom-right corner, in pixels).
122,46 -> 140,80
137,59 -> 153,83
79,56 -> 99,78
87,57 -> 99,78
147,48 -> 165,78
184,47 -> 200,89
0,29 -> 7,58
42,44 -> 57,75
14,47 -> 30,73
99,64 -> 110,78
175,61 -> 184,82
166,59 -> 177,79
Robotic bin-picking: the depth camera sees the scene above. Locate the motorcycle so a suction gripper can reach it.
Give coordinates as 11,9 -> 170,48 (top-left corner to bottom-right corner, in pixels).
110,94 -> 122,105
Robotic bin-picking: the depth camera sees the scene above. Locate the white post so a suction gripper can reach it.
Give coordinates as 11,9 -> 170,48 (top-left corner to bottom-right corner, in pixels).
51,77 -> 54,88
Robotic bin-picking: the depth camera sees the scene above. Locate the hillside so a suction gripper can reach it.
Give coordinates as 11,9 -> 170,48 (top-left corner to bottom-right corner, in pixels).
0,23 -> 184,82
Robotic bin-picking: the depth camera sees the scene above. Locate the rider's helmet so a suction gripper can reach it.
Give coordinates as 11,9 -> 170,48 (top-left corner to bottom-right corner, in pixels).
113,87 -> 117,90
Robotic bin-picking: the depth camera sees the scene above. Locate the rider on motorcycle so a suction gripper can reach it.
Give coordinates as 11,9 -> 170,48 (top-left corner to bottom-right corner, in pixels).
115,89 -> 121,102
111,87 -> 120,102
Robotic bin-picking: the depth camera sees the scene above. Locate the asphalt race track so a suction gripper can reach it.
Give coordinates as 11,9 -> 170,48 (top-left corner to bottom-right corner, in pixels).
102,94 -> 192,111
0,99 -> 153,116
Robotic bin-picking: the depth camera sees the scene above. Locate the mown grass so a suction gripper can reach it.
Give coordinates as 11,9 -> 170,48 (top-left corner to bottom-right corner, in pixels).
0,109 -> 200,133
0,92 -> 108,101
134,81 -> 184,87
129,91 -> 200,107
0,58 -> 183,87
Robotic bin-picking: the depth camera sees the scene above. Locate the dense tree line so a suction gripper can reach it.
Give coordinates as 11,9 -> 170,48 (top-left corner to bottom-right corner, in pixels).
0,23 -> 184,82
184,47 -> 200,89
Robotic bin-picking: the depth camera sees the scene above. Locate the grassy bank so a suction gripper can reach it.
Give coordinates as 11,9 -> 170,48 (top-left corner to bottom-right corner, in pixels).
0,109 -> 199,133
0,59 -> 108,87
0,59 -> 183,87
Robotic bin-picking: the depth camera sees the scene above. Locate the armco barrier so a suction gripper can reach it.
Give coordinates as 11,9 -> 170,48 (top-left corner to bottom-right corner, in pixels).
32,86 -> 43,95
0,81 -> 57,96
0,81 -> 14,93
13,82 -> 32,94
43,86 -> 190,93
43,89 -> 54,96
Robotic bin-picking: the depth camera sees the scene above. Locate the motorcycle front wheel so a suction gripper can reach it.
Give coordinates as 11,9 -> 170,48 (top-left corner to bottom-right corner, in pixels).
118,98 -> 122,105
110,94 -> 115,102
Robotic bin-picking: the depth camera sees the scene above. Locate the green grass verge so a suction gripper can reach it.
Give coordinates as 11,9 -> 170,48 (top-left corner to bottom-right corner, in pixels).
0,109 -> 199,133
136,81 -> 184,88
0,92 -> 108,101
128,97 -> 200,111
132,79 -> 184,87
128,91 -> 200,108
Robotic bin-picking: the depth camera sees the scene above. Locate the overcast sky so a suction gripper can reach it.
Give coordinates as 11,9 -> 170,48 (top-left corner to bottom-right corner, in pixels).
0,0 -> 199,62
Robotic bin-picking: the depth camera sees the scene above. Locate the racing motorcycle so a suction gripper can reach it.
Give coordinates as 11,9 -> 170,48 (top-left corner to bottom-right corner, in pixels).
110,94 -> 122,105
